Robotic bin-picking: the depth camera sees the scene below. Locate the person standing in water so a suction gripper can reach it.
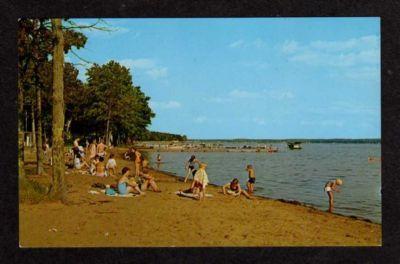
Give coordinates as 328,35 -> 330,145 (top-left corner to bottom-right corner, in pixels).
246,164 -> 256,194
184,155 -> 200,183
324,179 -> 343,213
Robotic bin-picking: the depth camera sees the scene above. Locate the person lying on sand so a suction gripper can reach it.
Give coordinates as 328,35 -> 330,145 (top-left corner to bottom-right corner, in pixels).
184,155 -> 201,183
106,153 -> 117,178
246,164 -> 256,194
222,178 -> 251,199
324,179 -> 343,213
139,159 -> 161,192
118,167 -> 144,195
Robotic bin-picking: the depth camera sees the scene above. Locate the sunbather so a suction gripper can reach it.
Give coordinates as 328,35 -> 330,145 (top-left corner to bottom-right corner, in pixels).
222,178 -> 251,199
118,167 -> 144,195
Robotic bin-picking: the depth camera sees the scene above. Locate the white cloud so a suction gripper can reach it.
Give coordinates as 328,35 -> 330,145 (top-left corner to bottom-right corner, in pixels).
194,116 -> 207,123
229,40 -> 244,48
266,90 -> 295,100
252,117 -> 266,125
281,35 -> 380,68
120,58 -> 155,69
229,89 -> 258,98
119,58 -> 168,79
321,120 -> 344,127
146,67 -> 168,79
281,40 -> 299,54
207,89 -> 295,103
150,100 -> 181,109
229,39 -> 267,49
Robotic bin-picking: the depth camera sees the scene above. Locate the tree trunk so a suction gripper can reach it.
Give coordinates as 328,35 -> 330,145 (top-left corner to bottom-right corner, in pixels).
105,108 -> 111,146
49,18 -> 65,201
36,87 -> 44,175
31,100 -> 36,148
18,77 -> 25,179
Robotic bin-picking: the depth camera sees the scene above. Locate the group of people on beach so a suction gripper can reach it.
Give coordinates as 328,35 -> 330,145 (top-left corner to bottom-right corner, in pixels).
181,154 -> 343,211
67,140 -> 343,212
178,155 -> 255,200
68,139 -> 161,196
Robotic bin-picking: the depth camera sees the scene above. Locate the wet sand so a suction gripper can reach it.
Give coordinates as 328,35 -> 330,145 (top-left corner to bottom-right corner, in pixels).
19,148 -> 381,247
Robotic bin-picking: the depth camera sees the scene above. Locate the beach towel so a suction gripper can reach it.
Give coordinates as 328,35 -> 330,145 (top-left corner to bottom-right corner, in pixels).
175,191 -> 213,198
100,189 -> 138,197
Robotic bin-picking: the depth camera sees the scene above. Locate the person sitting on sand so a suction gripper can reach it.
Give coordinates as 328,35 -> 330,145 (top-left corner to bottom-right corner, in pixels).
106,153 -> 117,178
246,164 -> 256,194
134,150 -> 142,177
139,159 -> 161,192
124,147 -> 136,160
118,167 -> 144,195
74,153 -> 89,170
222,178 -> 251,199
89,155 -> 99,175
184,155 -> 201,183
95,156 -> 107,177
97,138 -> 107,158
324,179 -> 343,213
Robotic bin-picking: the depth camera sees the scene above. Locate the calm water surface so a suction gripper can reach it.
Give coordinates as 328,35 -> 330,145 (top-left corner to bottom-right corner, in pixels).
150,143 -> 381,223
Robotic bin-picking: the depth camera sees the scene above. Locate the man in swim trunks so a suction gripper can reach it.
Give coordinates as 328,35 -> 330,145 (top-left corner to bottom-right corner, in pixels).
97,138 -> 107,158
324,178 -> 343,213
88,138 -> 97,161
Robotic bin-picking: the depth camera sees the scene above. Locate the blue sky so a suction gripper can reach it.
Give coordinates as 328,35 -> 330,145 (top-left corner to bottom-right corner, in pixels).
69,18 -> 380,139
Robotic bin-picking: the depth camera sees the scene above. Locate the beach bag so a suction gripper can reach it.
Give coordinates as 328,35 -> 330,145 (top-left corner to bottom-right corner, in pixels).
105,187 -> 116,195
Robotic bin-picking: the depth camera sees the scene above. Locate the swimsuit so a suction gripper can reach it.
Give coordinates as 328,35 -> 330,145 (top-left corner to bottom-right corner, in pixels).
248,177 -> 255,184
96,172 -> 106,177
324,181 -> 334,192
118,182 -> 128,194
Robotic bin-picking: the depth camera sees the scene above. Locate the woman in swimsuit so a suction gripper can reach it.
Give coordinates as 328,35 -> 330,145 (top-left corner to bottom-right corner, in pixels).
118,167 -> 144,195
139,159 -> 161,192
324,178 -> 343,213
246,164 -> 256,194
222,178 -> 251,199
184,155 -> 200,183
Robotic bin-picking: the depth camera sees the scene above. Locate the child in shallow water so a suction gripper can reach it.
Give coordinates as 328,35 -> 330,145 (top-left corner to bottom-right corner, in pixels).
324,178 -> 343,213
222,178 -> 251,199
246,164 -> 256,194
118,167 -> 144,195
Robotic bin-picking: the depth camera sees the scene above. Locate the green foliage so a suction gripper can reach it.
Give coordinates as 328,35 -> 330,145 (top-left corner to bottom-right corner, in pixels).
19,177 -> 49,204
143,131 -> 187,141
82,61 -> 155,142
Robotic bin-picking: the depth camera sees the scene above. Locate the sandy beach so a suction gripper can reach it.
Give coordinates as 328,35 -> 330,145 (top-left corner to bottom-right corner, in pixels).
19,148 -> 381,247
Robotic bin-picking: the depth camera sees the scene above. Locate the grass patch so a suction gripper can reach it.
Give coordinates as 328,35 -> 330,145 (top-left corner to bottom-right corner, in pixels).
19,177 -> 49,204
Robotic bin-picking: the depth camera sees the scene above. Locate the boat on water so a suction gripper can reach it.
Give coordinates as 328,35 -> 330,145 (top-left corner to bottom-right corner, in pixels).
266,146 -> 279,153
287,142 -> 302,150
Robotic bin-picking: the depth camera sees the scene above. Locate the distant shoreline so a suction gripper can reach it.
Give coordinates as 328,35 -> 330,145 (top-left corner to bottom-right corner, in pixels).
187,139 -> 381,144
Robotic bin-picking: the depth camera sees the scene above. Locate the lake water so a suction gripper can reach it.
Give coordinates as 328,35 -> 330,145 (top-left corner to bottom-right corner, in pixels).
150,143 -> 381,223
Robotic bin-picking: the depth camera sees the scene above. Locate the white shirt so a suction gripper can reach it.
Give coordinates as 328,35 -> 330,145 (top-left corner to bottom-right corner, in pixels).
106,158 -> 117,169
